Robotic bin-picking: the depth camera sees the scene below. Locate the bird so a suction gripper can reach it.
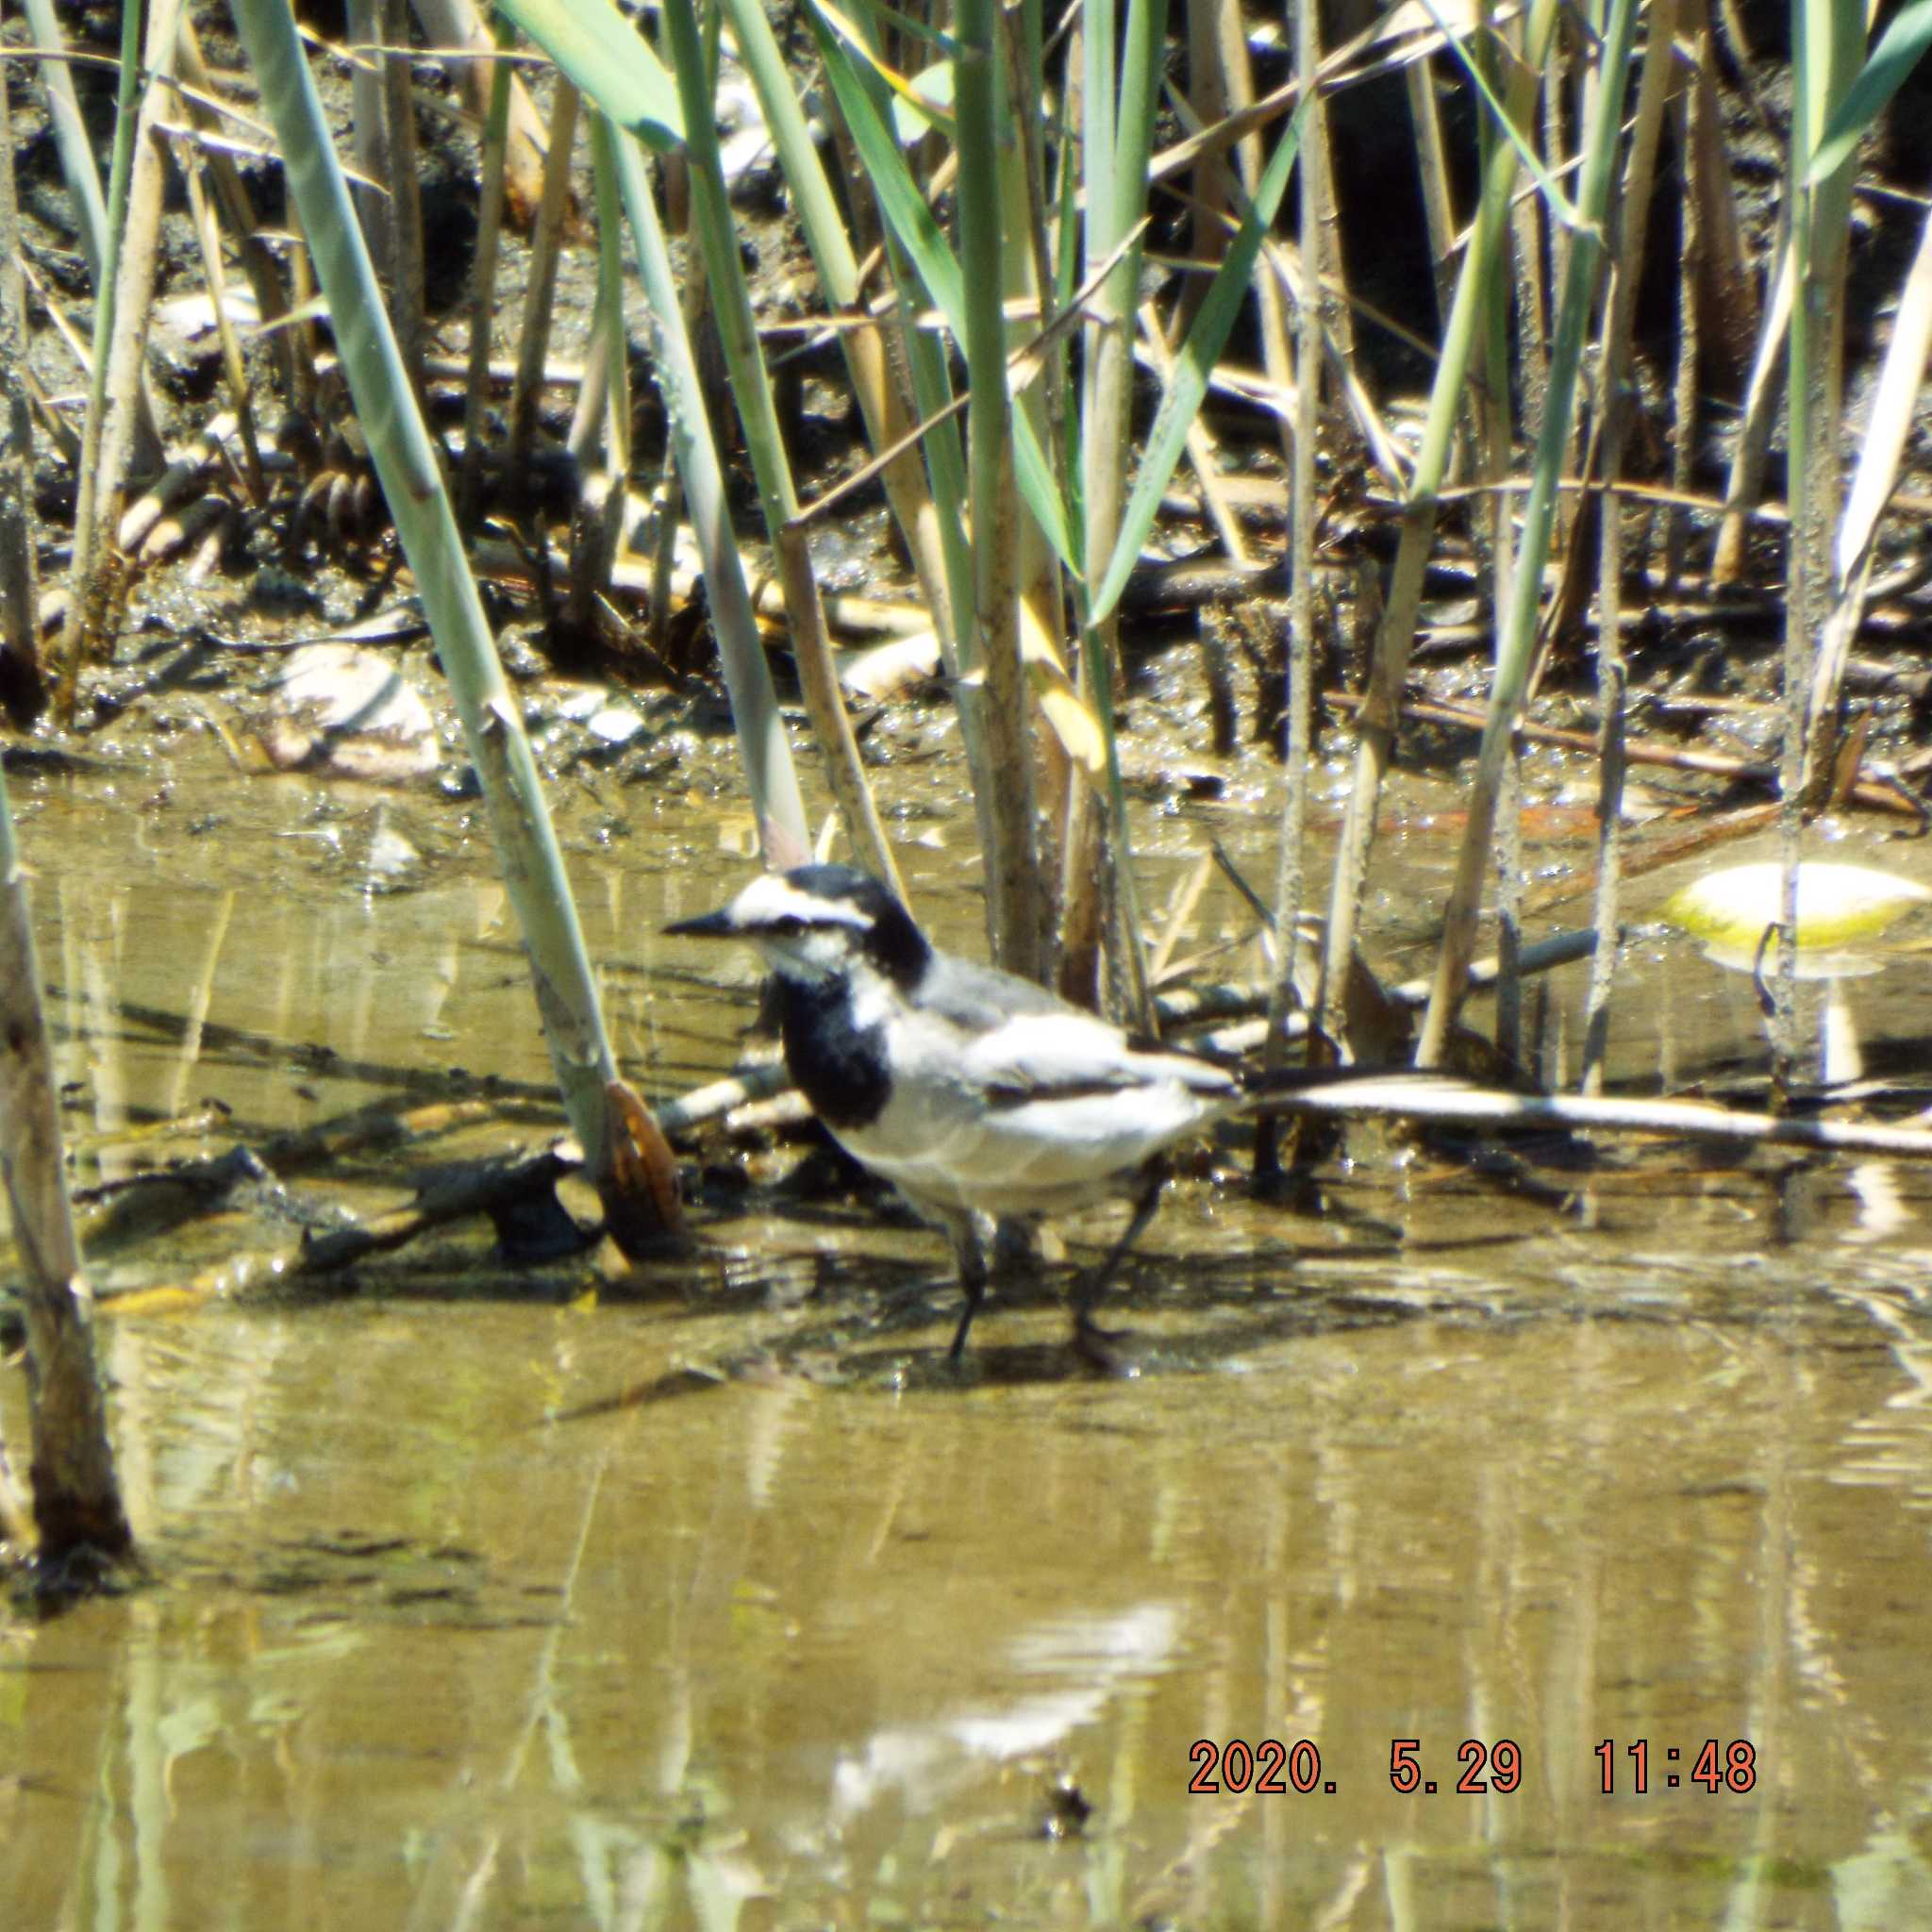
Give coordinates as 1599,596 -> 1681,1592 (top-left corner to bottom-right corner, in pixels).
666,862 -> 1409,1361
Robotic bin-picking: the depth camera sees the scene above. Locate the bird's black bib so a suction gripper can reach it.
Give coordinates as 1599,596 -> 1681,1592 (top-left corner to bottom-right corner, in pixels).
778,975 -> 891,1131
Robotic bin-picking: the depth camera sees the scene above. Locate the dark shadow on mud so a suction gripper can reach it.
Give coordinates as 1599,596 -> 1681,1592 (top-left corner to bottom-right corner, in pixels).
544,1221 -> 1544,1408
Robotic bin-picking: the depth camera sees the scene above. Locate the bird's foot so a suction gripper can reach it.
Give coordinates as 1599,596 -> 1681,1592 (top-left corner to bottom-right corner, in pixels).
1070,1310 -> 1143,1378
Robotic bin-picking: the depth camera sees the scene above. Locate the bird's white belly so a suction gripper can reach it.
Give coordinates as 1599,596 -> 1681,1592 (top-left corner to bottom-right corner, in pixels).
833,1079 -> 1219,1218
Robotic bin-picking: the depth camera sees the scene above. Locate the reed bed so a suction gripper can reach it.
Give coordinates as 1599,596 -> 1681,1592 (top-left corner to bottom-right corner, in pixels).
6,0 -> 1932,1562
4,0 -> 1928,1063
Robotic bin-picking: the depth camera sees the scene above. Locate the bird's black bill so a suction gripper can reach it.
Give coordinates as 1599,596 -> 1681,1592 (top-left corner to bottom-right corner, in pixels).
663,909 -> 737,939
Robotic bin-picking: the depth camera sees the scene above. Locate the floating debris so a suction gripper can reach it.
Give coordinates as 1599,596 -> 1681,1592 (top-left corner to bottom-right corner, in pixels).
1663,860 -> 1932,976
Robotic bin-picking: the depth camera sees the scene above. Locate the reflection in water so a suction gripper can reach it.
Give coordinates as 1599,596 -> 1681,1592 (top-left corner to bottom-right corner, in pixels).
7,784 -> 1932,1925
8,1294 -> 1932,1928
831,1604 -> 1179,1822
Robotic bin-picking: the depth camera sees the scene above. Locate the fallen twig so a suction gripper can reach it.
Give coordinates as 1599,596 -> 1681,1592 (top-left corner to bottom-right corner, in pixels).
294,1137 -> 587,1274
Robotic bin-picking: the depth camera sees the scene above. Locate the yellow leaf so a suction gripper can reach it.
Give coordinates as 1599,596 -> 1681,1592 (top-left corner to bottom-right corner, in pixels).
1018,598 -> 1105,774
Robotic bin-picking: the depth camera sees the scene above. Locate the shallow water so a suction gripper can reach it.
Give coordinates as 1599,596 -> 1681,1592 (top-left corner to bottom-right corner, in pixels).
7,726 -> 1932,1927
12,1289 -> 1932,1927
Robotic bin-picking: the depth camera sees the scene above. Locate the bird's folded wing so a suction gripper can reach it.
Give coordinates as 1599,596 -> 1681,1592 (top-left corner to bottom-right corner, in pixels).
958,1012 -> 1238,1106
918,954 -> 1079,1027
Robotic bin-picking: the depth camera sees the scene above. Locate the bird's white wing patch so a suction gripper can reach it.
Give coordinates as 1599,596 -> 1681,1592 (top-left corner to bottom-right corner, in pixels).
847,1008 -> 1240,1212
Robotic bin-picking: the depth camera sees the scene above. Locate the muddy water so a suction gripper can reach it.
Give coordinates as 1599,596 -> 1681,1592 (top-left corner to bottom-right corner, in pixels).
7,729 -> 1932,1927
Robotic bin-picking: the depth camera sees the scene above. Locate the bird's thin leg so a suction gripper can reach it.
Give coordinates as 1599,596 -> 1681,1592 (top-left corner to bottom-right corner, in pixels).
945,1216 -> 990,1361
1071,1164 -> 1168,1342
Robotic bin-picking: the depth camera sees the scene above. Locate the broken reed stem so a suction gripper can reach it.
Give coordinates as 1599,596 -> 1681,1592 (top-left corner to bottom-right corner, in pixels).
62,0 -> 181,718
459,8 -> 517,530
1579,0 -> 1676,1092
506,77 -> 579,503
1257,0 -> 1324,1176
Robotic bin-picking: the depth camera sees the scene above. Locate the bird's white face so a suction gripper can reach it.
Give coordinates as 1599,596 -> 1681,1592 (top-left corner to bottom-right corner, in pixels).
720,873 -> 876,987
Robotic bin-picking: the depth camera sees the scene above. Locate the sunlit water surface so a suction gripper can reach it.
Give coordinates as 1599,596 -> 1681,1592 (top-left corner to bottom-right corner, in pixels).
6,738 -> 1932,1928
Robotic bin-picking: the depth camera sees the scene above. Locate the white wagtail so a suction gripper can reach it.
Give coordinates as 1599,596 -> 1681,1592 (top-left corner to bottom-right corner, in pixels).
668,863 -> 1414,1359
